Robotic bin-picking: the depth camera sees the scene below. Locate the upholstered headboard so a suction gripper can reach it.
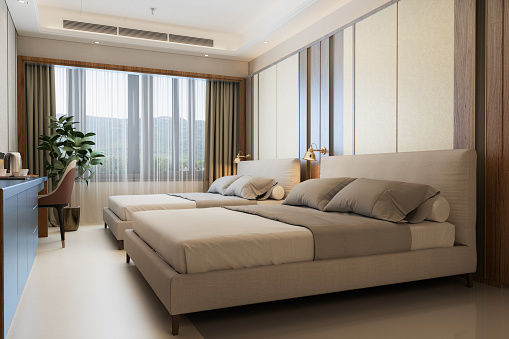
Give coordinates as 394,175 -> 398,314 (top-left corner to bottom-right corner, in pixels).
237,158 -> 300,198
321,149 -> 477,248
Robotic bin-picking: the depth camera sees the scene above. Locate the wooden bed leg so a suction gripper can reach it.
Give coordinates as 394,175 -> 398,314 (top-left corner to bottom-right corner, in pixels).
126,253 -> 130,264
118,240 -> 124,250
172,315 -> 180,336
466,273 -> 474,288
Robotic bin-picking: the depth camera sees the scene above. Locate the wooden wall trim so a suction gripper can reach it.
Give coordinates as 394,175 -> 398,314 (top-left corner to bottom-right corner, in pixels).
454,0 -> 476,149
501,0 -> 509,285
484,0 -> 504,283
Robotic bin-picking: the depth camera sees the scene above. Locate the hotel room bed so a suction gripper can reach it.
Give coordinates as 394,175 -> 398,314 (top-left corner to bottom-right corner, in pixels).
124,149 -> 477,335
103,158 -> 300,249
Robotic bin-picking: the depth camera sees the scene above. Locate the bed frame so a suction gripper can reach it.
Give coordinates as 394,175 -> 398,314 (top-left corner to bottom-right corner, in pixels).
124,149 -> 477,335
104,158 -> 301,249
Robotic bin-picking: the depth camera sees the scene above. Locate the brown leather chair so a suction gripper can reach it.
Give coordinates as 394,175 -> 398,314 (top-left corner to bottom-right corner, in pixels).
38,160 -> 77,248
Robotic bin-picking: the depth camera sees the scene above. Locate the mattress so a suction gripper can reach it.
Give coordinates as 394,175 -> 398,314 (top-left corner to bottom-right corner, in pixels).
109,194 -> 283,221
132,208 -> 455,274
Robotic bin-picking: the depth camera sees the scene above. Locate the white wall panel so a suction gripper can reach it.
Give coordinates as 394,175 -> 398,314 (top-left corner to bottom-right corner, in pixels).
397,0 -> 454,152
343,26 -> 354,156
258,66 -> 277,160
252,74 -> 259,160
8,13 -> 16,151
0,0 -> 8,151
354,4 -> 397,155
276,54 -> 299,159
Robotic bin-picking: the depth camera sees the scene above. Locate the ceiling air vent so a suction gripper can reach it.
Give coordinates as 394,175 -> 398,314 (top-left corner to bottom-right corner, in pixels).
168,34 -> 213,47
63,20 -> 117,35
119,27 -> 167,42
62,20 -> 214,47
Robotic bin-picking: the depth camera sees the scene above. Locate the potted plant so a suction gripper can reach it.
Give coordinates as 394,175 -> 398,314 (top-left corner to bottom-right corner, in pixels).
38,116 -> 105,231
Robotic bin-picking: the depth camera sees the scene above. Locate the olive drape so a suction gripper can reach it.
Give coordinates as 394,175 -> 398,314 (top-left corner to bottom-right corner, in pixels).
204,81 -> 240,190
25,63 -> 56,179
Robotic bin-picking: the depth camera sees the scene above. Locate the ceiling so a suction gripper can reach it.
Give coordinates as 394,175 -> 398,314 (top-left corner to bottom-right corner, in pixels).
6,0 -> 354,61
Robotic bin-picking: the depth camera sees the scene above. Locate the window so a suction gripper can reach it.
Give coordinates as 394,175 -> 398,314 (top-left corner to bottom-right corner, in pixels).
54,66 -> 207,182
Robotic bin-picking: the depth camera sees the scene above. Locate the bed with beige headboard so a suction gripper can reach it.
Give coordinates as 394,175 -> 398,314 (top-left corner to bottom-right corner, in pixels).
124,149 -> 477,335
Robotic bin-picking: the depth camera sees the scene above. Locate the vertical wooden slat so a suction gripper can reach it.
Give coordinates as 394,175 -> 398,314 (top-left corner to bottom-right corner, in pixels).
484,0 -> 503,284
320,39 -> 330,162
333,31 -> 344,156
239,79 -> 246,156
454,0 -> 476,149
299,50 -> 308,181
245,77 -> 252,157
309,43 -> 321,179
501,0 -> 509,285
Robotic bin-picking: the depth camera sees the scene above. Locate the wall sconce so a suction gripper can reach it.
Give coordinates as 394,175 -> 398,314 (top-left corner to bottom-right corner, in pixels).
303,143 -> 327,161
233,151 -> 251,164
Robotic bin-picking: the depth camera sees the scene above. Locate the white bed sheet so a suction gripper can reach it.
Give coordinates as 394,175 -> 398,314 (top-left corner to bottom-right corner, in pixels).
132,208 -> 455,274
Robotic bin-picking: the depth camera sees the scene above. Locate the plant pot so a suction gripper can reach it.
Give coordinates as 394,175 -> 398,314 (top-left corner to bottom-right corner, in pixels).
64,206 -> 80,232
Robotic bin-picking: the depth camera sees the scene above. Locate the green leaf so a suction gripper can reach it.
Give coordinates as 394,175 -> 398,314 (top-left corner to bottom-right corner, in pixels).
47,116 -> 58,121
90,159 -> 103,166
62,146 -> 74,152
54,161 -> 65,170
84,132 -> 96,137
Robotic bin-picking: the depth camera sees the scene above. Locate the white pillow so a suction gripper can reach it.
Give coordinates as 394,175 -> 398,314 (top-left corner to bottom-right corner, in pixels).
269,185 -> 285,200
207,175 -> 242,194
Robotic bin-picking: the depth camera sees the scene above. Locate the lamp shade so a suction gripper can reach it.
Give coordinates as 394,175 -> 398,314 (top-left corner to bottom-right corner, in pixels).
303,147 -> 317,161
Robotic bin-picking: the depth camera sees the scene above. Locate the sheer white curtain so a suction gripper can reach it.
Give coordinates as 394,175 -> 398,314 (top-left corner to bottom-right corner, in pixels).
54,66 -> 206,225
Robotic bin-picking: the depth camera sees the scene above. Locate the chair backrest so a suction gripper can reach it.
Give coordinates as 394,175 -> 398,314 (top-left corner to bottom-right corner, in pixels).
53,160 -> 77,204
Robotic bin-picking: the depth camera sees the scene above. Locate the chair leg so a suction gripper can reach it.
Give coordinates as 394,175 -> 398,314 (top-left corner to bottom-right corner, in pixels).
172,315 -> 180,336
56,206 -> 65,248
117,240 -> 124,250
104,223 -> 107,228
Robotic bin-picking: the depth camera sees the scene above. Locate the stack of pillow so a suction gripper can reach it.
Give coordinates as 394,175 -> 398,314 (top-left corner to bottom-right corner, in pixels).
208,175 -> 285,200
282,177 -> 450,223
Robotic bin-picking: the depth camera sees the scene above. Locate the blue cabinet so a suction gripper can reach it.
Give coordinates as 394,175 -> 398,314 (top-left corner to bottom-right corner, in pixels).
1,178 -> 46,339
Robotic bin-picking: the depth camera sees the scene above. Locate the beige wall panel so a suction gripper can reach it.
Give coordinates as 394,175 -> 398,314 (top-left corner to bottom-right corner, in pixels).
252,74 -> 259,160
397,0 -> 454,152
258,66 -> 277,160
8,13 -> 17,151
343,26 -> 354,156
354,4 -> 397,155
0,0 -> 8,151
276,54 -> 299,159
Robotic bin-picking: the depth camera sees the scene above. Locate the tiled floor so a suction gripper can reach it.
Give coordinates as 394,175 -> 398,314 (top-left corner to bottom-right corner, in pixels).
6,225 -> 509,338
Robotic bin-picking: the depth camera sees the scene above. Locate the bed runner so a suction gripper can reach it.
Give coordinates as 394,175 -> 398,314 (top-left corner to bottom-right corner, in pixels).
167,193 -> 256,208
224,205 -> 411,260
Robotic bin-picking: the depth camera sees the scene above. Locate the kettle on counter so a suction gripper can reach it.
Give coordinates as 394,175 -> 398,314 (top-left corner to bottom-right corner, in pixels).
4,152 -> 22,175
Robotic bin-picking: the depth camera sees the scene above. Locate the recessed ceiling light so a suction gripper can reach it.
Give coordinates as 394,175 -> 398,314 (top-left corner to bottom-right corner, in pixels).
204,54 -> 208,57
263,41 -> 269,44
17,0 -> 29,4
94,41 -> 100,44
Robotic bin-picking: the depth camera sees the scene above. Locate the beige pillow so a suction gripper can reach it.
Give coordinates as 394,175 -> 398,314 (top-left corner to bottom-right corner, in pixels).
269,185 -> 285,200
323,178 -> 439,222
283,177 -> 356,210
224,176 -> 276,200
207,175 -> 242,194
405,195 -> 450,223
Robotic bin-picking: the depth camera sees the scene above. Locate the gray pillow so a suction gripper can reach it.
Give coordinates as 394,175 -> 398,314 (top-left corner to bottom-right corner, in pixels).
223,176 -> 276,200
283,177 -> 356,210
405,195 -> 450,223
207,175 -> 242,194
323,178 -> 439,222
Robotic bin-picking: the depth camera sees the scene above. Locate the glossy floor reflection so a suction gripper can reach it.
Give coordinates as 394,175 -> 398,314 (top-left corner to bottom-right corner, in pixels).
7,225 -> 509,338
